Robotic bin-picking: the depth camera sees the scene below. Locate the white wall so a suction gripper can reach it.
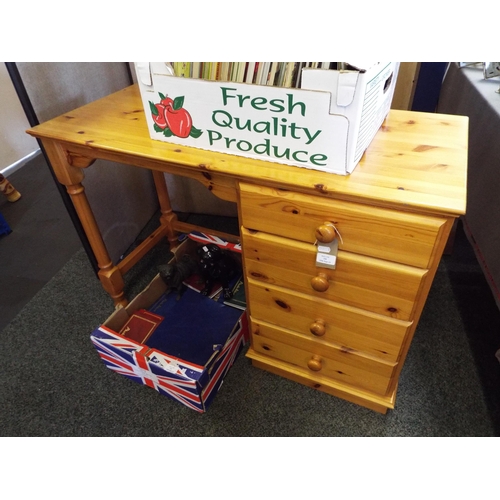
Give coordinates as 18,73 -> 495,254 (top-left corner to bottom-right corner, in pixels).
0,63 -> 39,175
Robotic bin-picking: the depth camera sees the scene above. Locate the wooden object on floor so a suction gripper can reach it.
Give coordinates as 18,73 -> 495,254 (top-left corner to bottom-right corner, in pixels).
0,174 -> 21,202
26,84 -> 468,412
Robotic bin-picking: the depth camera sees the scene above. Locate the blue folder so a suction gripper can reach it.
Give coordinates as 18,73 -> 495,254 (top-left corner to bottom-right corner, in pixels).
147,287 -> 243,367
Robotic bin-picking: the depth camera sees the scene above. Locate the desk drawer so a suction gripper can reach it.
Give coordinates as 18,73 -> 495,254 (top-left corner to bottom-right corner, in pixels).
242,228 -> 427,320
250,318 -> 395,395
247,280 -> 411,363
239,182 -> 447,268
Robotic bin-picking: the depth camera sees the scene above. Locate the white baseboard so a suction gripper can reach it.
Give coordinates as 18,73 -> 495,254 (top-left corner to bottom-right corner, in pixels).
0,149 -> 41,177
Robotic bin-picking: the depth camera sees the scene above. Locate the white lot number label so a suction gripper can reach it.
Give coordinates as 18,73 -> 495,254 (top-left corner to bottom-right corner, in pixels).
316,239 -> 338,269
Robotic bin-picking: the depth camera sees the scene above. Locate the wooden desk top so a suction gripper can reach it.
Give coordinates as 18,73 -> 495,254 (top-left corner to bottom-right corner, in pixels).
28,84 -> 468,217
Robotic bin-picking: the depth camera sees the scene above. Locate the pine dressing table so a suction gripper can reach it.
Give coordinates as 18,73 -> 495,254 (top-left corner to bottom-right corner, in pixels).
27,84 -> 467,413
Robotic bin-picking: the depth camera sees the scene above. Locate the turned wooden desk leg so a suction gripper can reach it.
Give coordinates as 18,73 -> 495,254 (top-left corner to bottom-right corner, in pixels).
43,141 -> 127,307
67,183 -> 127,306
152,170 -> 179,247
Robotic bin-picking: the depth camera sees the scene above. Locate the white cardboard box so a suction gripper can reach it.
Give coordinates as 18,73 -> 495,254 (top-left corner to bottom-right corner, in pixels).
135,62 -> 399,175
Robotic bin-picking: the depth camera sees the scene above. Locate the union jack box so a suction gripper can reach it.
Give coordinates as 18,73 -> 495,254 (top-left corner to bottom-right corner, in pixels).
90,237 -> 248,413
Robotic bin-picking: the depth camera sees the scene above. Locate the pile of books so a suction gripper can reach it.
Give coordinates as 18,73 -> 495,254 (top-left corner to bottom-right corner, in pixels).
118,286 -> 245,365
183,272 -> 246,311
171,62 -> 343,88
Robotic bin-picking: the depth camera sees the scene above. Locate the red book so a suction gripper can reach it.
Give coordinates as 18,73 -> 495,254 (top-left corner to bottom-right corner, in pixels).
119,309 -> 164,344
182,273 -> 222,298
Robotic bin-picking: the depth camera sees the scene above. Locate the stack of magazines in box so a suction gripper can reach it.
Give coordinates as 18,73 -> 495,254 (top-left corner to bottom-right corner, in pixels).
170,62 -> 346,88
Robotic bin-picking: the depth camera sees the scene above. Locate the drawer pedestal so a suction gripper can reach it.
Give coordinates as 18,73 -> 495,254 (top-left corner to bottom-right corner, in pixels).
239,182 -> 456,413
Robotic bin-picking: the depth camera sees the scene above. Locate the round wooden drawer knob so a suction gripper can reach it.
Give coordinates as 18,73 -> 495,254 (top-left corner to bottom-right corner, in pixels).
315,222 -> 336,243
310,319 -> 326,337
311,273 -> 329,292
308,355 -> 322,371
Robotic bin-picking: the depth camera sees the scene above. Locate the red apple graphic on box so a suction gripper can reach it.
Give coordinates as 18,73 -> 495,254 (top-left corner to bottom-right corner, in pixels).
149,94 -> 202,139
151,103 -> 168,129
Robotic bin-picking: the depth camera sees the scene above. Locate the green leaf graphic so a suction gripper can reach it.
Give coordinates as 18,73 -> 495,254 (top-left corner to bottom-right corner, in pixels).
154,123 -> 163,133
149,101 -> 159,115
173,96 -> 185,110
163,128 -> 174,137
159,92 -> 166,100
189,126 -> 203,138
